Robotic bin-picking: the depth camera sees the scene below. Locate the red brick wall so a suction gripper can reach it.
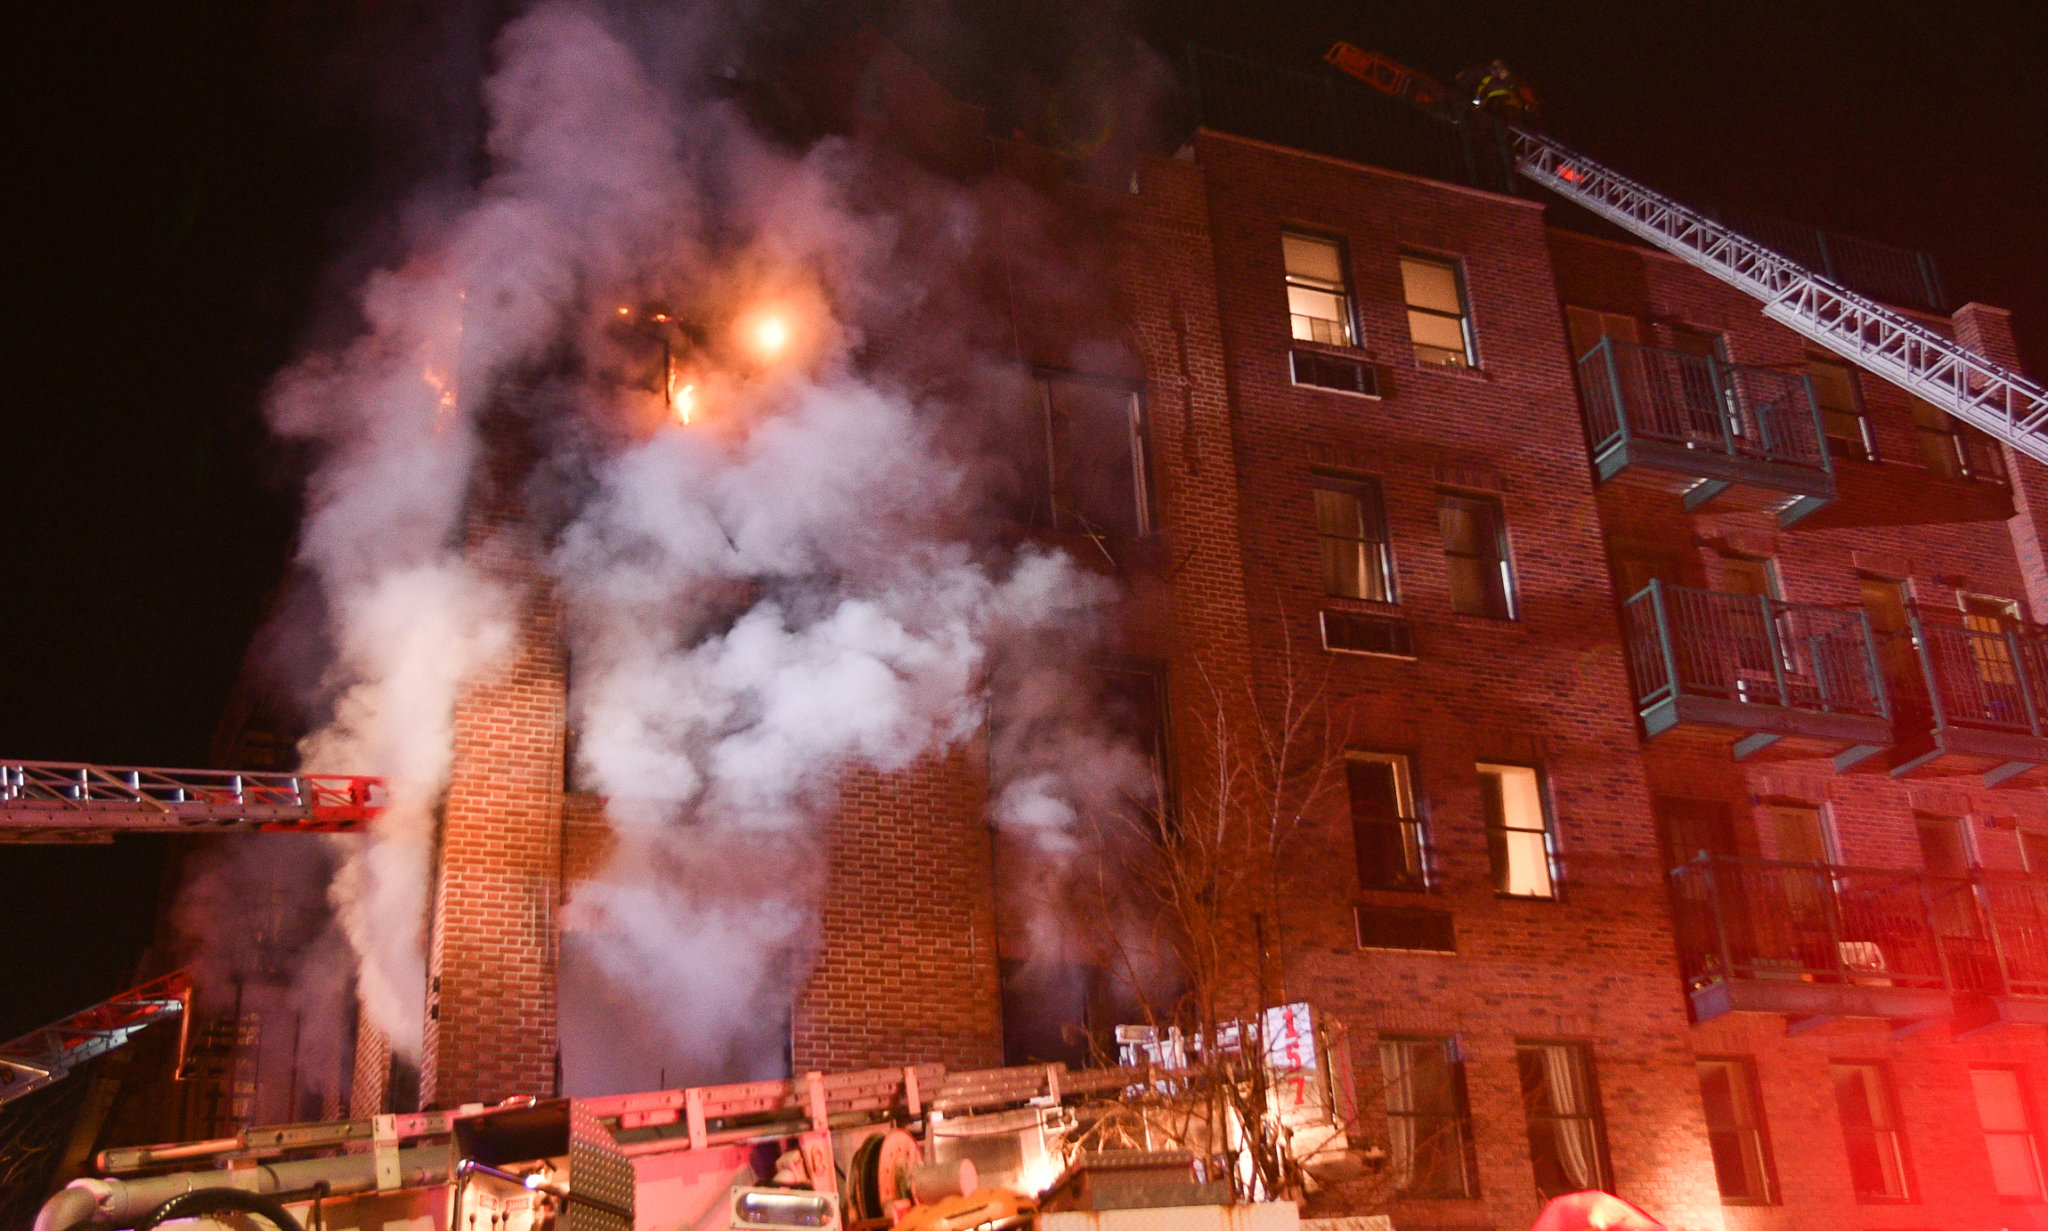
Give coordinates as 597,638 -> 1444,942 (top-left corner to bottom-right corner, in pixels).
1550,226 -> 2048,1229
1194,133 -> 1723,1230
419,434 -> 568,1109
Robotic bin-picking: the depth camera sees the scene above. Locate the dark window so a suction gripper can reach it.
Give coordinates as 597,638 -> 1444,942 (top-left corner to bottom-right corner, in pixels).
1831,1061 -> 1912,1201
1348,752 -> 1425,892
1916,815 -> 1972,877
1913,396 -> 2007,483
1401,254 -> 1475,369
1321,610 -> 1416,658
1290,349 -> 1379,395
1517,1042 -> 1610,1199
2022,832 -> 2048,882
1313,476 -> 1395,602
1439,492 -> 1514,619
1000,958 -> 1124,1070
1479,763 -> 1555,898
1768,803 -> 1832,865
1020,372 -> 1151,538
1283,232 -> 1356,347
1354,904 -> 1455,952
1654,797 -> 1740,869
1971,1067 -> 2045,1200
1097,660 -> 1172,829
1698,1057 -> 1776,1204
1564,306 -> 1639,360
1379,1037 -> 1478,1198
1806,361 -> 1873,461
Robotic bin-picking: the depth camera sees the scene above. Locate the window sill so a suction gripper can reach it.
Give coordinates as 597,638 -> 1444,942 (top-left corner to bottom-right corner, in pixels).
1291,379 -> 1384,401
1494,891 -> 1561,902
1447,610 -> 1520,625
1411,358 -> 1490,381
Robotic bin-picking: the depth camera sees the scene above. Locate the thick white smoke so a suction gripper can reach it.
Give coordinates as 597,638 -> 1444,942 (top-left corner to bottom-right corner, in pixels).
215,0 -> 1163,1091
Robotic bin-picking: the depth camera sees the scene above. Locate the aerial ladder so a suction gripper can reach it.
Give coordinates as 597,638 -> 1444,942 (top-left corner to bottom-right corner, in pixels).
1324,44 -> 2048,469
0,760 -> 382,844
0,971 -> 191,1107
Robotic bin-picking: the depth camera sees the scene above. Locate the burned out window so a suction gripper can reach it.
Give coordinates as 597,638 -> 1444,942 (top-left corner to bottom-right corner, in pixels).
1019,371 -> 1152,539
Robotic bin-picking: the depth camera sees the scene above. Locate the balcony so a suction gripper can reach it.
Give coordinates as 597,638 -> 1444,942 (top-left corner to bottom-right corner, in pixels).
1622,581 -> 1891,766
1889,615 -> 2048,785
1671,855 -> 2048,1032
1671,855 -> 1959,1025
1575,338 -> 1834,526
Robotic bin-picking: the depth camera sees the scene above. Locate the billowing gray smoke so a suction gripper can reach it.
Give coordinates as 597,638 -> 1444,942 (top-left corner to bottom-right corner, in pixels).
211,0 -> 1161,1092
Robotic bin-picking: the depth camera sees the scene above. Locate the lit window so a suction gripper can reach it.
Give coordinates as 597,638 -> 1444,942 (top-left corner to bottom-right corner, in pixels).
1379,1037 -> 1477,1198
1401,254 -> 1475,369
1831,1061 -> 1912,1201
1805,361 -> 1873,461
1019,372 -> 1151,538
1517,1042 -> 1610,1198
1348,752 -> 1424,892
1478,763 -> 1554,898
1971,1068 -> 2045,1200
1312,476 -> 1394,602
1439,492 -> 1515,619
1697,1057 -> 1776,1204
1283,232 -> 1355,347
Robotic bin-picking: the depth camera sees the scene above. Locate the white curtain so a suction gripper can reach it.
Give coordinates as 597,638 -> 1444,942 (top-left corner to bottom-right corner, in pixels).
1540,1045 -> 1599,1189
1380,1042 -> 1419,1189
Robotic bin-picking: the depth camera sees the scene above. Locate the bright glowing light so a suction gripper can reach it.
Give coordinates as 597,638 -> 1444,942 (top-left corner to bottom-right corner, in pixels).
617,305 -> 632,316
670,377 -> 696,425
745,313 -> 792,359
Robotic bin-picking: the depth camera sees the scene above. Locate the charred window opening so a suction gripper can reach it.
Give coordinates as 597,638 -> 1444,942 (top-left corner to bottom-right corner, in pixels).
1016,371 -> 1152,539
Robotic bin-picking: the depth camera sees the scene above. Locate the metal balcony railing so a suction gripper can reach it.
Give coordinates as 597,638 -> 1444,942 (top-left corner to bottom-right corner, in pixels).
1903,616 -> 2048,736
1576,337 -> 1831,474
1623,582 -> 1888,723
1671,855 -> 1970,994
1972,876 -> 2048,998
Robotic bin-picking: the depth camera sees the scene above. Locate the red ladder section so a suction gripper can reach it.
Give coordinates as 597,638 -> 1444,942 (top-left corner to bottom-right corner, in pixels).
0,970 -> 191,1106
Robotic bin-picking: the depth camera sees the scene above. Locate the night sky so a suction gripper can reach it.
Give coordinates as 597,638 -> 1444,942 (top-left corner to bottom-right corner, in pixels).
4,0 -> 2045,1039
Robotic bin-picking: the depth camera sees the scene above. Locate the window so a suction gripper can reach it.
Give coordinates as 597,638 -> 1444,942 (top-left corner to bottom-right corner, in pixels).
1720,555 -> 1780,600
1972,1068 -> 2045,1199
1859,575 -> 1911,639
1348,752 -> 1425,892
2022,831 -> 2048,882
1439,492 -> 1515,619
1913,396 -> 2007,483
1478,763 -> 1555,898
1564,306 -> 1639,360
1963,594 -> 2022,688
1313,476 -> 1394,602
1517,1043 -> 1610,1198
1765,803 -> 1832,865
1806,360 -> 1873,461
1915,814 -> 1972,877
1831,1062 -> 1912,1201
1020,371 -> 1151,538
1291,349 -> 1378,396
1284,232 -> 1355,347
1098,660 -> 1172,827
1401,254 -> 1475,369
1697,1058 -> 1776,1204
1380,1037 -> 1477,1198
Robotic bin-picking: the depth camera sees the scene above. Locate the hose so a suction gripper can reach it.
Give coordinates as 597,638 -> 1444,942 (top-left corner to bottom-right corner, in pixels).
135,1188 -> 304,1231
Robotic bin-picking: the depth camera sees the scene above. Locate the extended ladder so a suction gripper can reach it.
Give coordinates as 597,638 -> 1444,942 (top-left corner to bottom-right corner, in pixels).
1510,130 -> 2048,464
0,761 -> 383,843
0,970 -> 190,1106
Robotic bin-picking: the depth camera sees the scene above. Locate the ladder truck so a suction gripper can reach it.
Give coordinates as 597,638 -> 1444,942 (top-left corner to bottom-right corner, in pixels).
1323,42 -> 2048,472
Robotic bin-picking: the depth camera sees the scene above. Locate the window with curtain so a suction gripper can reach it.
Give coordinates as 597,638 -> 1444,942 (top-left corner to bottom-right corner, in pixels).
1697,1057 -> 1776,1203
1831,1061 -> 1912,1200
1972,1068 -> 2045,1200
1517,1042 -> 1609,1198
1312,475 -> 1394,602
1439,492 -> 1515,619
1283,232 -> 1355,347
1479,763 -> 1555,898
1348,752 -> 1425,892
1401,254 -> 1475,369
1379,1036 -> 1476,1198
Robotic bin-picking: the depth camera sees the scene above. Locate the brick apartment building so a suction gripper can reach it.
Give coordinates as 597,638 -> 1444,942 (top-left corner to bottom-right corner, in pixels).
183,39 -> 2048,1231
